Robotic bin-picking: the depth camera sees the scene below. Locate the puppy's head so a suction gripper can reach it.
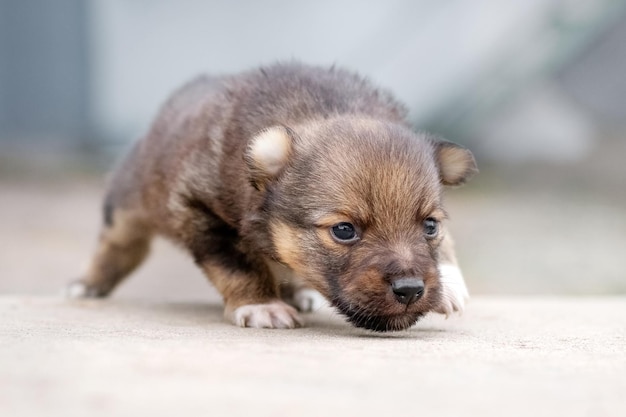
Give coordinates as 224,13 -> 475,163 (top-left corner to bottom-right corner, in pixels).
245,118 -> 477,331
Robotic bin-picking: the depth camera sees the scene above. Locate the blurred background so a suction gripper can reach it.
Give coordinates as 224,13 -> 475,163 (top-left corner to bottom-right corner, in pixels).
1,0 -> 625,298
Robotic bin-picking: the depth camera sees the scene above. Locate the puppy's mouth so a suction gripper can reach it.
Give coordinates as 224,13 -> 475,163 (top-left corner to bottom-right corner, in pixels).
332,299 -> 424,332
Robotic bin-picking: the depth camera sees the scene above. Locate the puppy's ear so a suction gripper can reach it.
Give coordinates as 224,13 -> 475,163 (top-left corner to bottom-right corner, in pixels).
244,126 -> 294,190
433,140 -> 478,186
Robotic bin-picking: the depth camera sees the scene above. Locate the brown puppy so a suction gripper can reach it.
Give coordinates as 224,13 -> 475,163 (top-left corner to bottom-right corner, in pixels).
68,63 -> 477,332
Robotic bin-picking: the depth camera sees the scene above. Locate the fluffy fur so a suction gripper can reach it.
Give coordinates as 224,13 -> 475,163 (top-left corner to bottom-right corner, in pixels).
69,63 -> 477,332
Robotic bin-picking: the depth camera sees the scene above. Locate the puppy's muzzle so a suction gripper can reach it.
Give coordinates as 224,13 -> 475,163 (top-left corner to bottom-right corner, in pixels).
391,277 -> 425,305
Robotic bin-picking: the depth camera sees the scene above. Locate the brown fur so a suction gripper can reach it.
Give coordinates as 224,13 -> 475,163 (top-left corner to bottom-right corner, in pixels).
72,62 -> 477,331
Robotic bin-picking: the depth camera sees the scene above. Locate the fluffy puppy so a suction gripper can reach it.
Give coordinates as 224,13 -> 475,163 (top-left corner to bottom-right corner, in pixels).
68,63 -> 477,332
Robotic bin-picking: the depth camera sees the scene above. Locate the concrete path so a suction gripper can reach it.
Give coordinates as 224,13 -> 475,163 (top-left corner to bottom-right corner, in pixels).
1,296 -> 624,417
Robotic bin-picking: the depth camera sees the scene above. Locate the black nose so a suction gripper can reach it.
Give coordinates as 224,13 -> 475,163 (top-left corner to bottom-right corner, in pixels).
391,278 -> 425,305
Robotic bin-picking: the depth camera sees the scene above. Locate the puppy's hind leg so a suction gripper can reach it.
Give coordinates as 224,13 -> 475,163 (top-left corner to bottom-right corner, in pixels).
67,204 -> 153,298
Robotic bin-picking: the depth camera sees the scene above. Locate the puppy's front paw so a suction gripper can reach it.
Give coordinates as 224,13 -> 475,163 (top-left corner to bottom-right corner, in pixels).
226,300 -> 304,329
65,280 -> 103,299
289,288 -> 329,312
434,264 -> 469,317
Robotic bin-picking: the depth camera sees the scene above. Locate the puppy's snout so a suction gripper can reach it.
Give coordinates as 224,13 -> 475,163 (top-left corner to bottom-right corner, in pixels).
391,277 -> 425,305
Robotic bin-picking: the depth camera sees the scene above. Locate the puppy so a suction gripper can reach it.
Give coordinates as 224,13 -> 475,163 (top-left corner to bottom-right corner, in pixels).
68,63 -> 477,332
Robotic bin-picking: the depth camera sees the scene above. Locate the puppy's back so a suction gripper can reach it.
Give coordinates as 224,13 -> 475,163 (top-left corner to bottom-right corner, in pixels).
108,63 -> 411,232
225,63 -> 408,131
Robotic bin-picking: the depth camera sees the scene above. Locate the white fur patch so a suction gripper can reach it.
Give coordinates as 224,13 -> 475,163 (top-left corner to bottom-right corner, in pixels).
227,300 -> 303,329
249,127 -> 291,176
435,264 -> 469,317
65,281 -> 97,298
292,288 -> 328,312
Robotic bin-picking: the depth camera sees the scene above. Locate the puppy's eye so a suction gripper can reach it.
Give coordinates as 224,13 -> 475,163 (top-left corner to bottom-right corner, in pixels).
330,222 -> 358,242
424,218 -> 439,238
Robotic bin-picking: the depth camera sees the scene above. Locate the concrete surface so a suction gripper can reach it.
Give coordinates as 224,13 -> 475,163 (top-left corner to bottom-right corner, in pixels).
1,296 -> 625,417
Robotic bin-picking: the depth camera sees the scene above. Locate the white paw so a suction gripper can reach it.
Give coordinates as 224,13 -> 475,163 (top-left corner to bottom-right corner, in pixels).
435,264 -> 469,317
226,300 -> 304,329
65,281 -> 100,298
291,288 -> 328,312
